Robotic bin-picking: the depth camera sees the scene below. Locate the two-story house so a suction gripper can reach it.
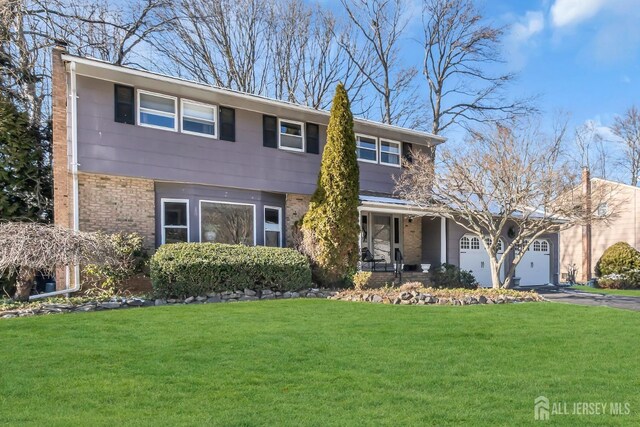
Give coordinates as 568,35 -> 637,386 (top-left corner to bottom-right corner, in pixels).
51,46 -> 558,290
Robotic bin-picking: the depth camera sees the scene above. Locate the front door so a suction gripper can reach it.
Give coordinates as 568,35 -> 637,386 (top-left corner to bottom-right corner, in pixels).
371,214 -> 393,264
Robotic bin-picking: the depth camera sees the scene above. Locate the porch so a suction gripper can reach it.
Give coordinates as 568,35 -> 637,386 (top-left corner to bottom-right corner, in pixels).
358,195 -> 447,285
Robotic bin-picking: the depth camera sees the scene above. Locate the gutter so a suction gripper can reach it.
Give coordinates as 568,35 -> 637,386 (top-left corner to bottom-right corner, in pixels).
30,61 -> 81,299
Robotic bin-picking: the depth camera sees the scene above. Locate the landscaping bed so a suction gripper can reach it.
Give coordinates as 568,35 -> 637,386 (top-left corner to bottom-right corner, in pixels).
330,283 -> 544,305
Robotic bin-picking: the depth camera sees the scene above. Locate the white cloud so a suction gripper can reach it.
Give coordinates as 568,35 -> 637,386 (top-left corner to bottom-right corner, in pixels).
551,0 -> 607,27
504,11 -> 545,70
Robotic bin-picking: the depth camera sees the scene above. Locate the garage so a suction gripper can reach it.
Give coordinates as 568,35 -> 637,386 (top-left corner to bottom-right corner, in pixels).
459,234 -> 504,287
516,239 -> 551,286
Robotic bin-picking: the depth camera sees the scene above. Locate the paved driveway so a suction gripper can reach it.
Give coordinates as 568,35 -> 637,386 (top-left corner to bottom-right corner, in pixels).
536,288 -> 640,312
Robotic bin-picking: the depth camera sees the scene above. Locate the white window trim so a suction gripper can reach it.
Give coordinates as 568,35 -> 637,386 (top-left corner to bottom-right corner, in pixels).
356,133 -> 378,164
263,206 -> 283,247
379,138 -> 402,168
137,89 -> 178,132
180,98 -> 218,139
161,198 -> 190,245
278,118 -> 305,152
198,200 -> 257,245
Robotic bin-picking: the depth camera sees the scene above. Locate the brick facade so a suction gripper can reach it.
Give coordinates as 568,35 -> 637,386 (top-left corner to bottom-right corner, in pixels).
285,193 -> 311,247
78,173 -> 156,249
403,215 -> 422,265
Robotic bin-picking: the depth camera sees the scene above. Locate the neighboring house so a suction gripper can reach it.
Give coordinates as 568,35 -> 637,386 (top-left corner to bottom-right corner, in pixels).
560,170 -> 640,282
50,46 -> 558,289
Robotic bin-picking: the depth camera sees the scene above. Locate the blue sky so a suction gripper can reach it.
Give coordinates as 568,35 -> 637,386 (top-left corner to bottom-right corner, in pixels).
323,0 -> 640,167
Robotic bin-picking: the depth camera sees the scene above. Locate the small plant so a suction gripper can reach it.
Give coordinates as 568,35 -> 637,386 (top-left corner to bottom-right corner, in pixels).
83,232 -> 148,295
565,263 -> 577,285
352,271 -> 372,291
430,263 -> 478,290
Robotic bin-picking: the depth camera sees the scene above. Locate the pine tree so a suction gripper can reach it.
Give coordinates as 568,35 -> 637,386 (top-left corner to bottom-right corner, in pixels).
0,96 -> 52,221
302,84 -> 360,284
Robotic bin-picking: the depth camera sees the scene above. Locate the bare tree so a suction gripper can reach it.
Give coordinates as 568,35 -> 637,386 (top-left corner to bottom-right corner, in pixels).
566,121 -> 612,180
338,0 -> 420,127
612,106 -> 640,186
422,0 -> 535,135
396,120 -> 612,288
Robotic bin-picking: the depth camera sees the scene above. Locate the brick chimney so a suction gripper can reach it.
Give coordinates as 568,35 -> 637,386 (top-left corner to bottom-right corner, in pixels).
581,167 -> 592,281
51,42 -> 72,289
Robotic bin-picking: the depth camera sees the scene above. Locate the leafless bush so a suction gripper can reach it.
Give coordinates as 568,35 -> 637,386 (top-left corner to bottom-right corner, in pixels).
0,222 -> 120,300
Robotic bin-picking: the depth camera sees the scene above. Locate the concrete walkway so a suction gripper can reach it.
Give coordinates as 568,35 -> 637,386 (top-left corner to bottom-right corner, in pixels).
534,287 -> 640,312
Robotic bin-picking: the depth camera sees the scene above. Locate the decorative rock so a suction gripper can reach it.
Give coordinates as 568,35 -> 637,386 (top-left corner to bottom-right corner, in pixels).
196,296 -> 207,302
311,288 -> 320,293
306,293 -> 316,298
240,296 -> 258,301
275,292 -> 282,297
206,295 -> 221,303
400,292 -> 412,300
244,288 -> 257,296
262,294 -> 275,300
425,296 -> 436,304
155,299 -> 166,306
184,296 -> 195,304
372,295 -> 383,303
167,299 -> 178,304
99,302 -> 121,309
127,299 -> 144,306
290,292 -> 300,298
478,296 -> 487,304
282,292 -> 292,299
393,297 -> 401,305
262,289 -> 273,296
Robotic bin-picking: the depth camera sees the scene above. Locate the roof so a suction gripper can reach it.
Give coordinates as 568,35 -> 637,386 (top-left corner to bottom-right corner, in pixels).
592,177 -> 640,191
61,53 -> 446,147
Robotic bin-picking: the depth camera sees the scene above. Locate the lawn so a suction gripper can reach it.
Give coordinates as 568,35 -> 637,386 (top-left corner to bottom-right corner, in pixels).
570,285 -> 640,297
1,300 -> 638,426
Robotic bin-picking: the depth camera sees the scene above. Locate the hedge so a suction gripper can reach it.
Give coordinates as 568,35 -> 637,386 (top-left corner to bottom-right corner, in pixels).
595,242 -> 640,277
150,243 -> 312,298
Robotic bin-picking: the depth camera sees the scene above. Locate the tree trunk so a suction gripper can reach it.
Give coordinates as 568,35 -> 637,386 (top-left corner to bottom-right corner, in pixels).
489,257 -> 501,289
13,267 -> 35,302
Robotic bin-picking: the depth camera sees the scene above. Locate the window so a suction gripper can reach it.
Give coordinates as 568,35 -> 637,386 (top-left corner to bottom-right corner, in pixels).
470,237 -> 480,250
278,119 -> 305,152
380,139 -> 401,166
181,99 -> 216,138
460,236 -> 470,250
161,199 -> 189,244
138,90 -> 177,131
114,85 -> 134,125
356,134 -> 377,163
597,203 -> 608,217
264,206 -> 282,247
541,240 -> 549,252
200,201 -> 255,245
533,240 -> 541,251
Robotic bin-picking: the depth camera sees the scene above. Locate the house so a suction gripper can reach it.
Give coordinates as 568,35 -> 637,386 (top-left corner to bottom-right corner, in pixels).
560,169 -> 640,282
50,46 -> 558,290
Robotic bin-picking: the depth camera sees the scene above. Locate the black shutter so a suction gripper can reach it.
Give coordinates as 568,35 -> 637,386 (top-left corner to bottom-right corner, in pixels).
263,115 -> 278,148
219,107 -> 235,141
114,84 -> 134,125
306,123 -> 320,154
402,142 -> 413,164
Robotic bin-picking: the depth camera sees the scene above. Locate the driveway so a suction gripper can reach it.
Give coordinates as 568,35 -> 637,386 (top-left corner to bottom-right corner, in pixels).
534,287 -> 640,312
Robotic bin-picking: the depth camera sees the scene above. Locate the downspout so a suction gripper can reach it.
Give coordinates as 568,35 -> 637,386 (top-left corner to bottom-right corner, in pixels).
31,61 -> 81,299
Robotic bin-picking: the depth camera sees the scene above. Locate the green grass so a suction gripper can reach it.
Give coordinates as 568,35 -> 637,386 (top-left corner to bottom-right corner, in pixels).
1,301 -> 639,426
570,285 -> 640,297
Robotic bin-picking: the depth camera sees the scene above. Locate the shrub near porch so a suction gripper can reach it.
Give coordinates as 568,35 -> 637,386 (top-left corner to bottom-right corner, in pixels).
150,243 -> 311,298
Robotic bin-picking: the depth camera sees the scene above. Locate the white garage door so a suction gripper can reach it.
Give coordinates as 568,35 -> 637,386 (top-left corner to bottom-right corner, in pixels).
459,235 -> 504,288
517,239 -> 551,286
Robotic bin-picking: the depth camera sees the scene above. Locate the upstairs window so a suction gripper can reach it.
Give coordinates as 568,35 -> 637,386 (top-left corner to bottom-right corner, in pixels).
597,203 -> 608,217
161,199 -> 189,244
278,119 -> 305,152
181,100 -> 216,138
114,85 -> 135,125
138,90 -> 177,131
380,139 -> 401,166
356,134 -> 377,163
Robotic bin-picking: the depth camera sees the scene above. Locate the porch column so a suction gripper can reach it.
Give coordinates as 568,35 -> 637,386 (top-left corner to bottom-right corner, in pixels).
440,217 -> 447,264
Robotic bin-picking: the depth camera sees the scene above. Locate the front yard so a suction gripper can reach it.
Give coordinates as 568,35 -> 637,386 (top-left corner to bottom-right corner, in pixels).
1,300 -> 638,425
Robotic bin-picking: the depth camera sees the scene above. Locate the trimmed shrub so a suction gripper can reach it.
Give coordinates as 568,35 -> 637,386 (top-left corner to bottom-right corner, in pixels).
595,242 -> 640,277
430,263 -> 478,290
150,243 -> 312,298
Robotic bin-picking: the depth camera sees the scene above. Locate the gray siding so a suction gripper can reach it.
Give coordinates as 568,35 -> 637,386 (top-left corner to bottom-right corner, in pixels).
154,182 -> 285,247
77,76 -> 410,195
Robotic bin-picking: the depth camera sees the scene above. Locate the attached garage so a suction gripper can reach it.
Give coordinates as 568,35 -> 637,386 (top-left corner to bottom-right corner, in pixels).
516,239 -> 551,286
459,235 -> 504,288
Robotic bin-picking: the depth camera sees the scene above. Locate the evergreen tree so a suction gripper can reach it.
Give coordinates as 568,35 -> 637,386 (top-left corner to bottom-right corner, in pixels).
302,84 -> 360,284
0,96 -> 52,221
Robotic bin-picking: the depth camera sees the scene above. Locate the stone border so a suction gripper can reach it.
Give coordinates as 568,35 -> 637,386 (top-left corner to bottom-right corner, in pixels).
0,288 -> 337,319
329,289 -> 544,305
